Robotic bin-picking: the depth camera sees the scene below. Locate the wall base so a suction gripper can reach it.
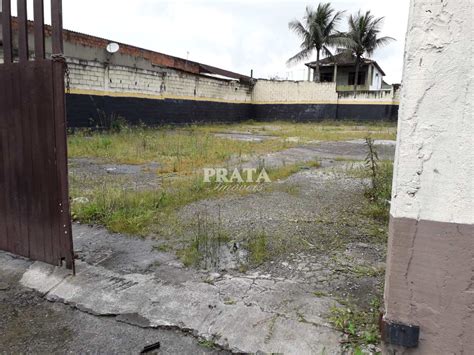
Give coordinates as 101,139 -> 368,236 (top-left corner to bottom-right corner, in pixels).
384,216 -> 473,354
66,94 -> 253,127
66,93 -> 399,127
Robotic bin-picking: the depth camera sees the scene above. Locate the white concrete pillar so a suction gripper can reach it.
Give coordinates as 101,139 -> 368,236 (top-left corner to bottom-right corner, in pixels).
383,0 -> 473,353
367,64 -> 372,90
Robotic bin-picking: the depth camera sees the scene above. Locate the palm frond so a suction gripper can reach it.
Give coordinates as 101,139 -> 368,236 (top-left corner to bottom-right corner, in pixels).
376,36 -> 396,46
366,36 -> 395,56
338,10 -> 394,59
324,10 -> 345,37
286,48 -> 313,66
331,35 -> 357,50
288,20 -> 310,39
322,45 -> 333,58
287,3 -> 348,65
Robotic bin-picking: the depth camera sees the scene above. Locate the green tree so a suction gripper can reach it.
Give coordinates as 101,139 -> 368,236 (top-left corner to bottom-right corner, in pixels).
336,11 -> 394,93
287,3 -> 344,82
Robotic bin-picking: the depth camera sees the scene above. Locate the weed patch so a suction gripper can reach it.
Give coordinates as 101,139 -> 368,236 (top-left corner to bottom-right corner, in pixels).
363,138 -> 393,222
246,231 -> 269,265
195,120 -> 397,142
198,339 -> 217,349
70,159 -> 321,237
313,291 -> 329,298
345,139 -> 394,222
176,212 -> 232,269
329,298 -> 382,352
69,125 -> 293,174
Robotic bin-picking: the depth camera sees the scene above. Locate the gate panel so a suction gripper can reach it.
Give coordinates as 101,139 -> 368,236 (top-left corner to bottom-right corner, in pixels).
0,0 -> 74,270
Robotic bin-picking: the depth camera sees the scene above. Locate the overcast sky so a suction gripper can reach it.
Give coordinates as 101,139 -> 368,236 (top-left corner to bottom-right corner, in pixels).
13,0 -> 410,83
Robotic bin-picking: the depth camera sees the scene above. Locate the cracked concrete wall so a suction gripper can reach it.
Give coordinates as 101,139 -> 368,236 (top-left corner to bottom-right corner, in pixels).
384,0 -> 473,354
390,0 -> 473,225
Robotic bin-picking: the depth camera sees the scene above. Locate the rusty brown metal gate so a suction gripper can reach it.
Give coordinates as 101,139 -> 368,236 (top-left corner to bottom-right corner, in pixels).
0,0 -> 74,270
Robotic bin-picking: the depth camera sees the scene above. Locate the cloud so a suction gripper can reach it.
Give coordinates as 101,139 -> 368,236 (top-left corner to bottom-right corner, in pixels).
11,0 -> 410,83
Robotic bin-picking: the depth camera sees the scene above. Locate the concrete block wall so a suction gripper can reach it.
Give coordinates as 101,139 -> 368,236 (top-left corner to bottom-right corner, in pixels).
68,60 -> 106,91
65,57 -> 253,126
252,80 -> 338,103
249,80 -> 398,121
2,19 -> 399,124
64,57 -> 398,126
67,58 -> 252,102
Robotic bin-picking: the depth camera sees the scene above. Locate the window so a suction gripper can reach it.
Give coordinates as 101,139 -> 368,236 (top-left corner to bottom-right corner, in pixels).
348,72 -> 366,85
320,72 -> 333,82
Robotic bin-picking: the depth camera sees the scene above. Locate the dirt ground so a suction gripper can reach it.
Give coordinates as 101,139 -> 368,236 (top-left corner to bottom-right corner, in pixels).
1,130 -> 395,354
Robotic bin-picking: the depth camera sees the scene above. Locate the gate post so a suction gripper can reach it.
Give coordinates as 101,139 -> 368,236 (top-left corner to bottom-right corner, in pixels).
382,0 -> 473,354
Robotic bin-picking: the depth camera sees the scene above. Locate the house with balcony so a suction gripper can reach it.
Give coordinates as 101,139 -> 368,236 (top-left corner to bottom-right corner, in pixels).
305,52 -> 387,91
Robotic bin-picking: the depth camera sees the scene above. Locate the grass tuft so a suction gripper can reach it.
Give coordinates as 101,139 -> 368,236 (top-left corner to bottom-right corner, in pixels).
329,298 -> 381,351
246,231 -> 269,265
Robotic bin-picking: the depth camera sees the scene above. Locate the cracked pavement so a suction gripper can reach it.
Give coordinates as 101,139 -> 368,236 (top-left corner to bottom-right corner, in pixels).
16,240 -> 342,353
1,139 -> 394,353
0,253 -> 228,354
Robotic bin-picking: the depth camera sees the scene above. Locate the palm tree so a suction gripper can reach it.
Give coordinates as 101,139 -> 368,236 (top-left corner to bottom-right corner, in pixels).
336,11 -> 394,93
287,3 -> 344,82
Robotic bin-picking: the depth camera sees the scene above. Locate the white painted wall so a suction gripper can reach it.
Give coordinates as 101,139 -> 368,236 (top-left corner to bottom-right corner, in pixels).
338,90 -> 396,103
390,0 -> 473,225
251,80 -> 338,103
369,66 -> 383,91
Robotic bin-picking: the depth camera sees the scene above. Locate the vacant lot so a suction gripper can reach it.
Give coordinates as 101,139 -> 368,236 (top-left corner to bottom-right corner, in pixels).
66,120 -> 396,352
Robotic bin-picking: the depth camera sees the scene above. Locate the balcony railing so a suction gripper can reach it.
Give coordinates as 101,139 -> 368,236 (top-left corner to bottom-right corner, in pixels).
336,84 -> 370,92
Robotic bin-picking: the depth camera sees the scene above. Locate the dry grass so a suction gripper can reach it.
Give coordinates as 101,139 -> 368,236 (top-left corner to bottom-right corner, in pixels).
68,125 -> 294,174
193,120 -> 397,142
68,120 -> 394,236
70,160 -> 319,236
68,121 -> 396,175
